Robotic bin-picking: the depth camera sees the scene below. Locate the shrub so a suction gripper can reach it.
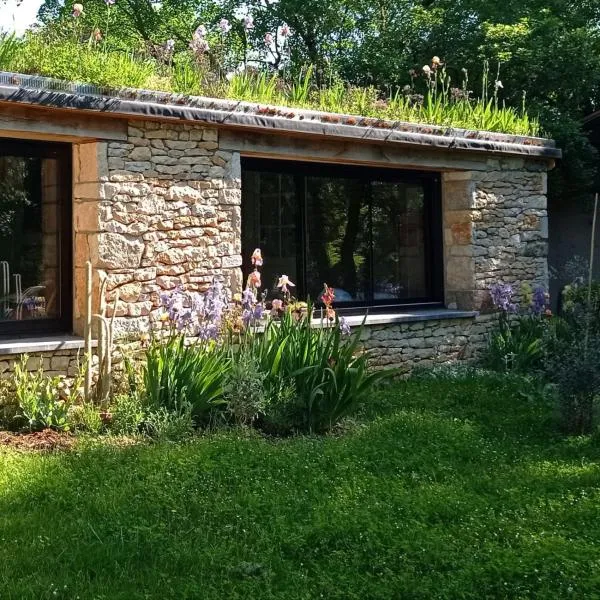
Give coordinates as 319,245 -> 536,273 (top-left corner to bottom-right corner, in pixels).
13,355 -> 74,431
144,403 -> 194,442
561,281 -> 600,333
222,351 -> 268,426
546,333 -> 600,434
109,393 -> 146,436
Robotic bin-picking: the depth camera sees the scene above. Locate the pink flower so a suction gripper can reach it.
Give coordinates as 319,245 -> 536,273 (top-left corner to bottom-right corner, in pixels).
219,18 -> 232,33
271,299 -> 283,311
280,24 -> 291,37
190,37 -> 209,54
251,248 -> 263,267
242,15 -> 254,30
72,3 -> 83,17
264,32 -> 273,46
93,28 -> 102,41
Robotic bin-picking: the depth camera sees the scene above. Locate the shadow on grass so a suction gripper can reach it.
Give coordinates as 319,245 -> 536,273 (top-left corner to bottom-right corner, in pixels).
0,375 -> 599,599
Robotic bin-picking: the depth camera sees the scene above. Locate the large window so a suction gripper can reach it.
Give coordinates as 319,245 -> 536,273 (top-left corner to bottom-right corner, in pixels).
0,140 -> 72,335
242,159 -> 443,311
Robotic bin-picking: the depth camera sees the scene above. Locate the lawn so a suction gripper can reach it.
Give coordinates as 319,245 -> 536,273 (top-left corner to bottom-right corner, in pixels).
1,371 -> 599,599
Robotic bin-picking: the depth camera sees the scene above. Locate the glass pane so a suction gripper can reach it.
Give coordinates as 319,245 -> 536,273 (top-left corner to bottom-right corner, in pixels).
0,155 -> 61,322
306,176 -> 370,303
371,181 -> 428,300
241,171 -> 297,296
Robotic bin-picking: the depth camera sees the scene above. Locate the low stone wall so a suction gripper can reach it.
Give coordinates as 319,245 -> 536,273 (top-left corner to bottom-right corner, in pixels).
0,349 -> 84,379
362,314 -> 494,372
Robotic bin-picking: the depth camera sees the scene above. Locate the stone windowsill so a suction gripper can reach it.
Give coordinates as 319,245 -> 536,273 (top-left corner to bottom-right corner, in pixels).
0,310 -> 477,356
0,335 -> 96,356
336,308 -> 478,328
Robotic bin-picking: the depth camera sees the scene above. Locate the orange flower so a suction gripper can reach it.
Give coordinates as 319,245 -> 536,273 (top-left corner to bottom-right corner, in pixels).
247,270 -> 261,288
321,284 -> 335,306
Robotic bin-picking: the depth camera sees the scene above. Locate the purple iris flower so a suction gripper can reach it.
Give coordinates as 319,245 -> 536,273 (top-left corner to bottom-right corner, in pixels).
531,286 -> 547,316
489,283 -> 518,314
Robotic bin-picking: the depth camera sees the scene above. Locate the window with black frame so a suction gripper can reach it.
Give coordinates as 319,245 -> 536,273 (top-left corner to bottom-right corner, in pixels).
241,158 -> 443,312
0,140 -> 72,336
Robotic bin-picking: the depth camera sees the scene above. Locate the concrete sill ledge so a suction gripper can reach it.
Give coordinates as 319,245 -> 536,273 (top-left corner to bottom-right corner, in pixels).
0,336 -> 95,356
0,310 -> 478,355
340,309 -> 479,328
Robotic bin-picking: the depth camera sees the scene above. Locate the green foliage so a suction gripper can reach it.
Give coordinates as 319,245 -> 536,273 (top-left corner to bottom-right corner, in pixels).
0,33 -> 21,70
482,313 -> 548,373
10,35 -> 158,90
144,403 -> 194,442
2,374 -> 600,598
69,401 -> 104,435
109,393 -> 146,436
253,310 -> 392,433
12,355 -> 72,432
3,27 -> 540,135
222,351 -> 268,426
562,281 -> 600,334
142,335 -> 229,424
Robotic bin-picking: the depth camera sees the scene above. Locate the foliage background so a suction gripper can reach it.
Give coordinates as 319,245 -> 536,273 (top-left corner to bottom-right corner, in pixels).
21,0 -> 600,205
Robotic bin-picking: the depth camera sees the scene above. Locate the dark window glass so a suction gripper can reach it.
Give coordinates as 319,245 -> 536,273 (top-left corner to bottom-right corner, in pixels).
305,176 -> 371,303
0,141 -> 71,335
242,159 -> 442,311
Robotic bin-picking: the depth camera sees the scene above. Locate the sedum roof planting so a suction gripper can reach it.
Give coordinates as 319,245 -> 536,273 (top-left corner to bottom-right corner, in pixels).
0,71 -> 561,160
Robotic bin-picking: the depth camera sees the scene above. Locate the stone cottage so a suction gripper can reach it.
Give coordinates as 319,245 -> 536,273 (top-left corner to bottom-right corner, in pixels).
0,72 -> 560,375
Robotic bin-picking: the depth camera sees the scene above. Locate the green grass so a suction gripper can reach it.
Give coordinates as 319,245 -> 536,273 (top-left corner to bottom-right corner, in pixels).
0,33 -> 541,136
1,371 -> 599,599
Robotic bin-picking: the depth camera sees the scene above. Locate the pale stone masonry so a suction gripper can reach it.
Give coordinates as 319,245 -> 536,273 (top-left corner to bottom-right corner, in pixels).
0,80 -> 559,376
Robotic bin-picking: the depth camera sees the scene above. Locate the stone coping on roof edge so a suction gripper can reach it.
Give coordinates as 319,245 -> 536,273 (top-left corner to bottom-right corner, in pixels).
0,72 -> 561,160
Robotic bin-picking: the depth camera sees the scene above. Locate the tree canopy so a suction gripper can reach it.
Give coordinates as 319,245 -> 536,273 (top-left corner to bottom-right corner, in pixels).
21,0 -> 600,200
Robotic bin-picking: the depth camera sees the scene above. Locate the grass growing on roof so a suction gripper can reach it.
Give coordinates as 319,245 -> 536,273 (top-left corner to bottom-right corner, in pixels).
0,32 -> 541,137
1,370 -> 599,599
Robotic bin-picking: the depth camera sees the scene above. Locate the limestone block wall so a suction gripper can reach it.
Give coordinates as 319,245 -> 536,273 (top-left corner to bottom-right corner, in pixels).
0,349 -> 82,379
74,120 -> 242,337
362,315 -> 495,372
443,158 -> 549,311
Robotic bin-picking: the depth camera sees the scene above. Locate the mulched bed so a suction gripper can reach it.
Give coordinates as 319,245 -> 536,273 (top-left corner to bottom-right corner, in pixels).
0,429 -> 74,452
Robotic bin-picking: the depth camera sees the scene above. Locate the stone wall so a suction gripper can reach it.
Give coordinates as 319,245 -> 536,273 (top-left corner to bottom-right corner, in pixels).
362,315 -> 494,372
74,120 -> 242,337
443,159 -> 549,311
0,349 -> 83,379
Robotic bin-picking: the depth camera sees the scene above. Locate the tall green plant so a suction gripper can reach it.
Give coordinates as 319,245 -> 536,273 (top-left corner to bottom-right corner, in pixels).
251,309 -> 391,433
0,33 -> 20,70
143,335 -> 229,425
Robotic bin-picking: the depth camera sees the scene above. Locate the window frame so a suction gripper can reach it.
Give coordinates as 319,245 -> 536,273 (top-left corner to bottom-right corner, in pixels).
0,139 -> 72,337
241,157 -> 444,314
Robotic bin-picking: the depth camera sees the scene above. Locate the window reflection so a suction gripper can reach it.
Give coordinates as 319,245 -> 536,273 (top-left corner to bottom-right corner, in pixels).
242,160 -> 437,307
0,155 -> 61,322
306,176 -> 370,303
